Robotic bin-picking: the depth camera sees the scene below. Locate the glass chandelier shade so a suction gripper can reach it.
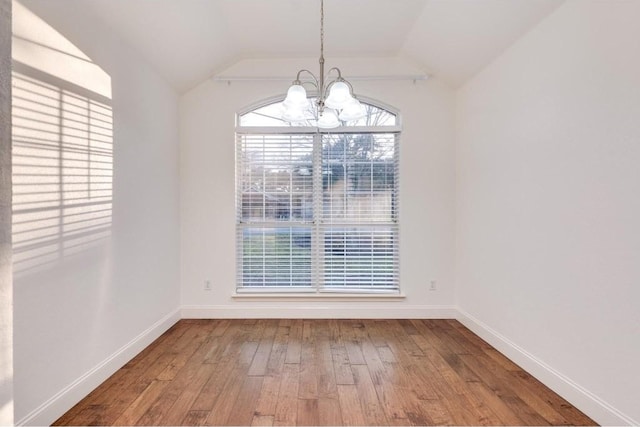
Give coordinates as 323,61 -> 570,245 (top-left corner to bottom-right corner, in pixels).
338,98 -> 367,122
281,0 -> 367,128
324,81 -> 353,109
282,84 -> 309,109
281,105 -> 307,123
316,108 -> 340,128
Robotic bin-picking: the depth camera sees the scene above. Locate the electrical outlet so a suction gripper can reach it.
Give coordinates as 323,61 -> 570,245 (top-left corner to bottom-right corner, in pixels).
429,280 -> 437,291
204,280 -> 211,291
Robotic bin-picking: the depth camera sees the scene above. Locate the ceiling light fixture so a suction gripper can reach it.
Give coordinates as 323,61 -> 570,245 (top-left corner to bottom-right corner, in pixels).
281,0 -> 366,128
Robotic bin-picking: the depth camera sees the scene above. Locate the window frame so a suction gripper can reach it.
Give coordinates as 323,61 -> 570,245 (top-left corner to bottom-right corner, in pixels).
236,95 -> 401,295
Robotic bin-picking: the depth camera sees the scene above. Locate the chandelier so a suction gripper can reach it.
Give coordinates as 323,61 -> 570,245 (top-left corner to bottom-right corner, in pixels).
281,0 -> 367,128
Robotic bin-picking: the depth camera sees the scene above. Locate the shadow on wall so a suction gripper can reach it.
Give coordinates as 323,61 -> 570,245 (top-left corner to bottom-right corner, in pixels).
12,1 -> 113,277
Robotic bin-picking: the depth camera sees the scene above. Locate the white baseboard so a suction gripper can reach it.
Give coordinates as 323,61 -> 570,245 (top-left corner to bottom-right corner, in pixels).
456,308 -> 638,426
16,308 -> 181,427
181,304 -> 457,319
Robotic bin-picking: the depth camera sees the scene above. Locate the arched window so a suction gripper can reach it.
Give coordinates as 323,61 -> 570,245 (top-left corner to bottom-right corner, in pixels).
236,97 -> 400,293
239,97 -> 398,128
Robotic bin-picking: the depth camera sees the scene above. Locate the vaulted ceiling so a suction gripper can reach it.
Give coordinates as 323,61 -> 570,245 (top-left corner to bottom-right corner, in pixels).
24,0 -> 564,93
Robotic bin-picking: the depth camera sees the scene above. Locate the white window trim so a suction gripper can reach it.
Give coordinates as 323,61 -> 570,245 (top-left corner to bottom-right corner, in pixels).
236,97 -> 401,295
232,291 -> 406,301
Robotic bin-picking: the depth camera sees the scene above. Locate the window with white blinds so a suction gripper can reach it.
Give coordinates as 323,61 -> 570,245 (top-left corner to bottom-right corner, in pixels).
237,134 -> 314,288
321,133 -> 398,290
236,99 -> 399,293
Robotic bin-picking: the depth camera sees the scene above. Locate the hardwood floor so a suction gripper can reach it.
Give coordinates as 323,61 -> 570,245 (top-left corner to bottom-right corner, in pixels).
54,319 -> 596,426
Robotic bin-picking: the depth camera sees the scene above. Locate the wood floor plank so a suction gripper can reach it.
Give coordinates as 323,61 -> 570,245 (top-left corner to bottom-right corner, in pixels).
180,410 -> 210,426
60,404 -> 109,426
331,345 -> 355,385
298,322 -> 319,399
251,414 -> 275,426
317,397 -> 343,426
467,381 -> 527,425
377,345 -> 397,363
255,374 -> 282,417
134,377 -> 185,424
398,318 -> 420,335
412,320 -> 485,393
356,328 -> 410,423
284,319 -> 302,364
273,363 -> 300,426
211,319 -> 232,337
316,337 -> 338,397
226,376 -> 265,426
428,319 -> 473,355
248,320 -> 277,376
55,319 -> 596,427
189,358 -> 238,411
484,347 -> 523,371
156,337 -> 207,381
327,319 -> 342,345
369,319 -> 393,347
366,371 -> 409,424
112,380 -> 168,426
296,398 -> 319,426
336,384 -> 367,426
265,322 -> 290,376
375,322 -> 439,401
412,362 -> 483,425
387,319 -> 425,357
449,320 -> 494,350
341,320 -> 366,365
144,363 -> 214,426
351,364 -> 389,425
123,321 -> 191,369
391,385 -> 435,426
191,335 -> 255,412
356,323 -> 385,379
205,342 -> 259,425
461,386 -> 511,425
156,320 -> 217,381
416,398 -> 456,426
202,322 -> 241,364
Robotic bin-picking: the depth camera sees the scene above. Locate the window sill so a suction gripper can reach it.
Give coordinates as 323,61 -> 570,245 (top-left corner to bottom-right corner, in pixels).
232,291 -> 406,301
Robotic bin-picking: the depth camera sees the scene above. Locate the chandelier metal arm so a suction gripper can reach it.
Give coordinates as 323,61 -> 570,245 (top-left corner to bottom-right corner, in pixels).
326,67 -> 343,80
322,67 -> 350,99
294,69 -> 320,91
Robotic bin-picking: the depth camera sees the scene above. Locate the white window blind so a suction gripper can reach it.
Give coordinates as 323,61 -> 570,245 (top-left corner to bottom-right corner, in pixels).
237,134 -> 314,288
321,133 -> 398,290
236,99 -> 399,293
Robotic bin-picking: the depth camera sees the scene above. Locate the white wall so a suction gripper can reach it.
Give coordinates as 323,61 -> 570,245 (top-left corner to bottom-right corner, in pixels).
180,58 -> 456,318
13,1 -> 181,424
0,1 -> 14,424
456,1 -> 640,424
